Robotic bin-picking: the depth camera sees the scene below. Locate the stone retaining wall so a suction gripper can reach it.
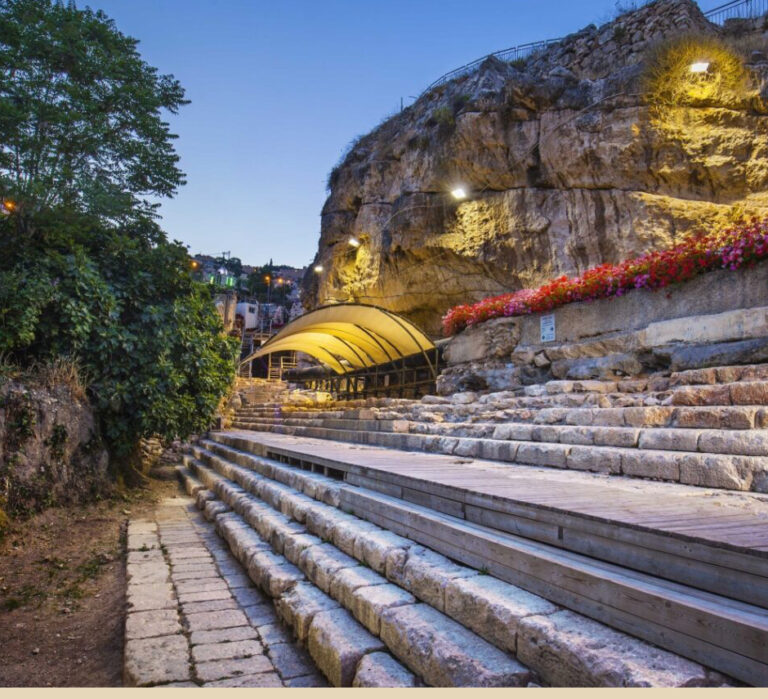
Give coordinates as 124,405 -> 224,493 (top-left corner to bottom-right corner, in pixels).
440,261 -> 768,393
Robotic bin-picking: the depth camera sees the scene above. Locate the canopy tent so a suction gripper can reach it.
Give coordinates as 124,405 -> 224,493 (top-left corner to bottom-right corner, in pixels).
240,303 -> 436,375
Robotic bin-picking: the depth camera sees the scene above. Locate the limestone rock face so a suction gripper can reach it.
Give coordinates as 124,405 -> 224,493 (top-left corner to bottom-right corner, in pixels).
304,0 -> 768,335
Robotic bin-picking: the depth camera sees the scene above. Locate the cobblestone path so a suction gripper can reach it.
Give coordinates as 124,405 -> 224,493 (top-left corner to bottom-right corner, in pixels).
124,495 -> 327,687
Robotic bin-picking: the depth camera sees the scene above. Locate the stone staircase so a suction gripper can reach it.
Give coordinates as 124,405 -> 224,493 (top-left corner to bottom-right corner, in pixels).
231,363 -> 768,493
175,441 -> 746,688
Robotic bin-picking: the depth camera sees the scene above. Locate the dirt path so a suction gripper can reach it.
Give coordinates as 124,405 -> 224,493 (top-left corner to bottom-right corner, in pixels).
0,479 -> 177,687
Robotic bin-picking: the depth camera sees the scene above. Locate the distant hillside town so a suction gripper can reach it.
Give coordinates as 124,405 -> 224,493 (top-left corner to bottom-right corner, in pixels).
191,252 -> 306,337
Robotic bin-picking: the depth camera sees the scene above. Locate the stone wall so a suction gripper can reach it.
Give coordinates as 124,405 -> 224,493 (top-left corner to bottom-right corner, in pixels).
0,381 -> 111,527
305,0 -> 768,335
438,260 -> 768,393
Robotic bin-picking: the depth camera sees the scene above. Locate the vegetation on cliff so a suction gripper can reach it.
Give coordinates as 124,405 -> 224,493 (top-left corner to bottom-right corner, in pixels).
0,0 -> 237,484
442,216 -> 768,335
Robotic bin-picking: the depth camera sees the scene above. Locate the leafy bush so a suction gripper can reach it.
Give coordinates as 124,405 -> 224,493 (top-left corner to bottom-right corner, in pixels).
0,1 -> 237,472
442,217 -> 768,335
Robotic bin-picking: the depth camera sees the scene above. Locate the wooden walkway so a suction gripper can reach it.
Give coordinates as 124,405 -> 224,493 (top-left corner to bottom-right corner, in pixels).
220,430 -> 768,609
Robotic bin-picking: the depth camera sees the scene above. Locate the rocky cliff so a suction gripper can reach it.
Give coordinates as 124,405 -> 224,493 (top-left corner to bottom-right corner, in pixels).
305,0 -> 768,336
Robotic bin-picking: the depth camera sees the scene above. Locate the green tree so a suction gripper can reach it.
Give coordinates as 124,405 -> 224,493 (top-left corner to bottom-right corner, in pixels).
0,1 -> 237,477
0,0 -> 187,233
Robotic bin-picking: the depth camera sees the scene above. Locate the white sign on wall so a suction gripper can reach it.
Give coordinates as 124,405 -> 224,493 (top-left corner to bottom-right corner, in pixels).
540,314 -> 556,343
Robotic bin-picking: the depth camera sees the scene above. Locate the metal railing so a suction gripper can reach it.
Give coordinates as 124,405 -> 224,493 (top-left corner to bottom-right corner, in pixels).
419,0 -> 766,96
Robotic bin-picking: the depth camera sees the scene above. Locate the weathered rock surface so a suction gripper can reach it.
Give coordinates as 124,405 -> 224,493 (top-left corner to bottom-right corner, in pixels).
304,0 -> 768,335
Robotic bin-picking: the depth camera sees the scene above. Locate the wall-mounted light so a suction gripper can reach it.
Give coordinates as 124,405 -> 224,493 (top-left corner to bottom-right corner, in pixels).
450,187 -> 467,200
348,237 -> 361,248
314,265 -> 324,273
689,61 -> 710,74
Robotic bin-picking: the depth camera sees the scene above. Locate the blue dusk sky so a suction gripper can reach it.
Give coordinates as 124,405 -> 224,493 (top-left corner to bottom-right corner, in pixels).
86,1 -> 724,267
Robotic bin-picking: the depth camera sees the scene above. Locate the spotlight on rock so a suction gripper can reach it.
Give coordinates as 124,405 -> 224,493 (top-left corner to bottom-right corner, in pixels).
349,237 -> 361,248
451,187 -> 468,200
314,265 -> 324,273
689,61 -> 710,73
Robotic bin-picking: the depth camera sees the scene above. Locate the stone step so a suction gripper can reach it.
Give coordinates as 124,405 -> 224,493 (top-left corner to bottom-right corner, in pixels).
236,401 -> 768,432
230,419 -> 768,493
178,448 -> 733,687
232,414 -> 768,458
177,461 -> 530,687
188,436 -> 768,686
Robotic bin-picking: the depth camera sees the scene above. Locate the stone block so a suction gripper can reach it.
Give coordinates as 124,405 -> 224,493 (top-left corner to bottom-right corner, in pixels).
124,634 -> 190,687
126,609 -> 182,640
517,610 -> 713,687
398,549 -> 477,611
638,428 -> 699,452
621,451 -> 680,481
379,604 -> 530,687
275,582 -> 340,642
698,429 -> 768,457
329,566 -> 387,609
730,381 -> 768,406
196,655 -> 274,682
299,543 -> 360,594
516,443 -> 569,468
184,609 -> 249,633
189,626 -> 258,647
205,672 -> 282,687
331,519 -> 382,557
679,453 -> 751,491
127,582 -> 176,612
353,652 -> 417,687
192,639 -> 265,663
444,576 -> 558,653
349,583 -> 415,635
670,385 -> 731,407
355,530 -> 413,575
566,445 -> 621,474
592,426 -> 639,448
307,608 -> 385,687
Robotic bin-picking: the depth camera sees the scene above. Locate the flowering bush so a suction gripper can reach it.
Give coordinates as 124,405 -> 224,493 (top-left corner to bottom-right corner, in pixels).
442,217 -> 768,336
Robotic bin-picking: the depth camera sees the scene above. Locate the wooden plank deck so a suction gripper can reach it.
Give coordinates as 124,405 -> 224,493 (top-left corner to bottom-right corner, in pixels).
222,429 -> 768,552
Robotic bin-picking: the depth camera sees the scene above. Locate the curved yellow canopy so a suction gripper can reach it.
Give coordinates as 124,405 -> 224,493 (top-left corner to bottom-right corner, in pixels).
241,303 -> 435,375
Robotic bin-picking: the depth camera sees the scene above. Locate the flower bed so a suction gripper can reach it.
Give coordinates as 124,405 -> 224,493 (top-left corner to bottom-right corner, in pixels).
442,217 -> 768,336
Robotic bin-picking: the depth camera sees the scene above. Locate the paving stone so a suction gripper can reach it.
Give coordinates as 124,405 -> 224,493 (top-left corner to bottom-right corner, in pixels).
444,575 -> 558,653
170,566 -> 220,582
127,533 -> 160,551
219,569 -> 253,589
127,562 -> 169,585
231,585 -> 267,607
517,610 -> 714,687
196,655 -> 274,682
307,608 -> 385,687
190,626 -> 258,646
178,588 -> 233,605
284,672 -> 329,687
379,604 -> 530,687
204,672 -> 282,687
257,622 -> 295,647
267,641 -> 318,680
124,634 -> 191,686
184,609 -> 249,632
243,602 -> 279,626
353,651 -> 418,687
182,598 -> 239,615
126,609 -> 182,640
127,583 -> 177,612
174,579 -> 229,595
191,639 -> 264,664
128,549 -> 164,566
